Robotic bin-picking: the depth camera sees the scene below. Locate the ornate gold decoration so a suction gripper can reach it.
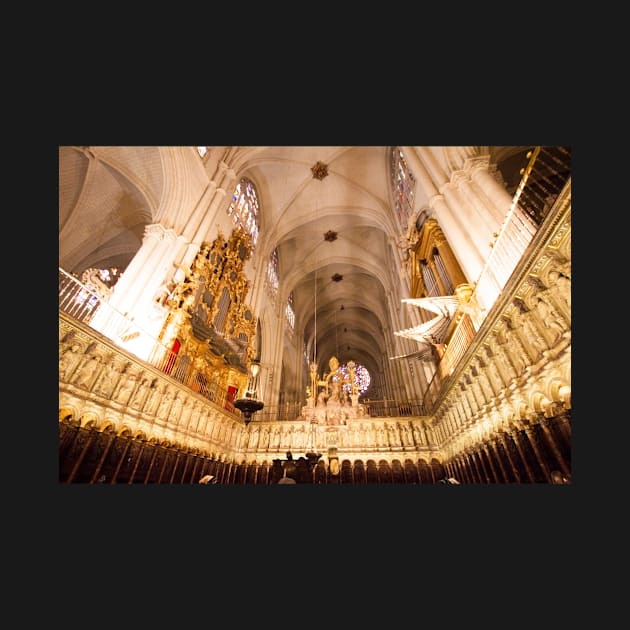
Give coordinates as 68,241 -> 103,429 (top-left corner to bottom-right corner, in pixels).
409,218 -> 467,299
311,161 -> 329,180
161,228 -> 258,398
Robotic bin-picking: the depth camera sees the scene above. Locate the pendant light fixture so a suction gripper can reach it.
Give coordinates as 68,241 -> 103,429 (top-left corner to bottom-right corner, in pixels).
234,361 -> 264,425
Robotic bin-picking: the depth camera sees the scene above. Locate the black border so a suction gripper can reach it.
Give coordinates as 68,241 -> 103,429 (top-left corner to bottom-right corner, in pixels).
44,79 -> 584,617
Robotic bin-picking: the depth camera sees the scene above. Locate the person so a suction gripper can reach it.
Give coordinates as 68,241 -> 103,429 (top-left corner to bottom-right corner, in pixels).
325,356 -> 346,403
95,359 -> 120,397
549,270 -> 571,309
74,354 -> 101,388
115,369 -> 137,404
535,297 -> 565,341
438,477 -> 460,484
283,453 -> 297,481
277,475 -> 296,484
329,378 -> 342,403
59,343 -> 81,380
342,390 -> 351,407
309,362 -> 318,400
328,356 -> 340,373
550,470 -> 569,484
316,389 -> 328,407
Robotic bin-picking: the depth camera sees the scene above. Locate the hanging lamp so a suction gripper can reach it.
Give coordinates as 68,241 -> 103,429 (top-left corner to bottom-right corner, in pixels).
234,361 -> 264,425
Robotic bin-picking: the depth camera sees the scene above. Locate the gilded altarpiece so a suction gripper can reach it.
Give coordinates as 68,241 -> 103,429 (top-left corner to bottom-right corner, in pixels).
159,229 -> 257,401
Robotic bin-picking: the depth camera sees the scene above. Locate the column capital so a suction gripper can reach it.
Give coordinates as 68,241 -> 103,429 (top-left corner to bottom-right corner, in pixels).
463,154 -> 492,176
144,223 -> 169,239
428,193 -> 445,206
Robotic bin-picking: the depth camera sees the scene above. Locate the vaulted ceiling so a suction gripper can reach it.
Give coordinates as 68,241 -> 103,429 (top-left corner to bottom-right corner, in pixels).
234,146 -> 407,381
59,145 -> 530,396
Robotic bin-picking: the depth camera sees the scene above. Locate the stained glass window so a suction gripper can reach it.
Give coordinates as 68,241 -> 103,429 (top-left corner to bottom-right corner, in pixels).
266,247 -> 279,303
339,362 -> 371,394
390,147 -> 416,231
285,290 -> 295,330
227,177 -> 260,249
81,267 -> 121,292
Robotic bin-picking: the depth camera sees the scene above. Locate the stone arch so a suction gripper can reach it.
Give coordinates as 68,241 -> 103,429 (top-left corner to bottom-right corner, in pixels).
391,459 -> 405,483
430,457 -> 445,482
80,412 -> 99,428
365,459 -> 379,483
497,406 -> 514,431
417,458 -> 433,484
340,459 -> 354,484
61,154 -> 156,276
529,390 -> 553,416
516,400 -> 531,420
506,416 -> 523,433
100,419 -> 118,433
549,378 -> 571,406
59,406 -> 78,423
558,385 -> 571,409
403,458 -> 420,484
352,459 -> 366,483
245,460 -> 259,484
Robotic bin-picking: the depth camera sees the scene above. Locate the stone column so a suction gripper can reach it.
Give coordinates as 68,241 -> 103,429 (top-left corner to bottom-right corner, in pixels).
457,457 -> 471,483
178,451 -> 193,483
481,443 -> 500,483
512,430 -> 537,483
156,446 -> 172,484
475,448 -> 492,483
469,159 -> 518,225
128,440 -> 147,484
551,412 -> 572,453
89,432 -> 116,484
417,147 -> 492,273
168,450 -> 183,483
488,438 -> 510,483
442,176 -> 496,258
65,428 -> 97,484
523,425 -> 554,481
497,432 -> 522,483
195,162 -> 236,242
466,450 -> 482,483
537,418 -> 572,479
189,455 -> 203,484
401,146 -> 484,283
109,436 -> 133,484
142,443 -> 160,483
88,224 -> 165,339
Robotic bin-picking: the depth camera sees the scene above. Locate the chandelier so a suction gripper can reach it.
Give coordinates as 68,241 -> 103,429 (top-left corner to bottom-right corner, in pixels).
234,362 -> 264,425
